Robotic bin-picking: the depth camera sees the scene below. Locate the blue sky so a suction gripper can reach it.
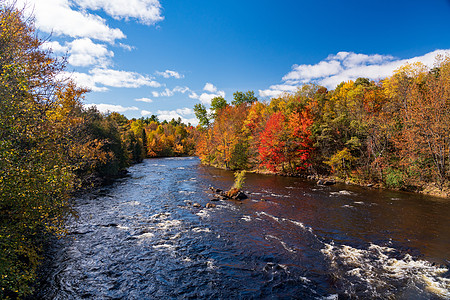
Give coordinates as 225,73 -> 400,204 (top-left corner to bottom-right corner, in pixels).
13,0 -> 450,125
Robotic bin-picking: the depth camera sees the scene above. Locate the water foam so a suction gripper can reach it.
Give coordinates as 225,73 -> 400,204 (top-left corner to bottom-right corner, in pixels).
117,225 -> 130,230
257,212 -> 312,233
153,244 -> 176,252
241,215 -> 252,222
321,242 -> 450,298
265,235 -> 297,253
179,190 -> 195,195
136,232 -> 154,239
196,209 -> 210,219
206,259 -> 216,270
257,211 -> 280,222
157,219 -> 182,229
192,227 -> 211,233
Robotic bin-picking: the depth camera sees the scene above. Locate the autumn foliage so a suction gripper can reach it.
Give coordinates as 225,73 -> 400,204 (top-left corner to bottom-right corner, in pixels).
195,59 -> 450,195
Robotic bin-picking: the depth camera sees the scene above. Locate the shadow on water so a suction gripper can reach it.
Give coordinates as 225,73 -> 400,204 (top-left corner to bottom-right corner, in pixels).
34,158 -> 450,299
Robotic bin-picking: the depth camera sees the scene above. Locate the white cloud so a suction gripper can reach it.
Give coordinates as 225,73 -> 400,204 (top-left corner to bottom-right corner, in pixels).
61,71 -> 108,92
118,43 -> 135,51
174,86 -> 190,93
189,83 -> 225,105
41,41 -> 68,52
155,88 -> 174,97
136,97 -> 153,103
43,38 -> 114,67
75,0 -> 164,25
156,108 -> 197,125
14,0 -> 125,43
260,49 -> 450,98
151,86 -> 190,97
198,91 -> 226,105
84,103 -> 139,113
156,70 -> 183,79
203,82 -> 217,93
259,84 -> 299,98
175,108 -> 193,115
69,38 -> 114,67
188,92 -> 199,99
86,68 -> 160,88
283,60 -> 343,82
14,0 -> 164,42
64,68 -> 161,91
259,89 -> 284,98
141,110 -> 153,116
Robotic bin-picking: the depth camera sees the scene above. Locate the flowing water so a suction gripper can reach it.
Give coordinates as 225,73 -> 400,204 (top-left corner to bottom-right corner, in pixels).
36,157 -> 450,299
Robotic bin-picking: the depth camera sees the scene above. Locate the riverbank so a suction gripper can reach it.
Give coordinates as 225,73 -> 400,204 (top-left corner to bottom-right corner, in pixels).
205,163 -> 450,199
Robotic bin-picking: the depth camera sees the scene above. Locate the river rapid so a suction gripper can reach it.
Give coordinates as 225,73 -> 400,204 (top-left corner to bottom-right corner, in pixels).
36,157 -> 450,299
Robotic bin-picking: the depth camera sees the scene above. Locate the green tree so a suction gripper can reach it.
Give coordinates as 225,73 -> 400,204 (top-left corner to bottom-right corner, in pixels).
194,103 -> 210,127
210,96 -> 228,119
232,90 -> 258,106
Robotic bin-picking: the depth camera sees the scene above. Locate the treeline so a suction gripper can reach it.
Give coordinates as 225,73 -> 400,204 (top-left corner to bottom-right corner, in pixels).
195,60 -> 450,194
126,115 -> 197,158
0,6 -> 195,298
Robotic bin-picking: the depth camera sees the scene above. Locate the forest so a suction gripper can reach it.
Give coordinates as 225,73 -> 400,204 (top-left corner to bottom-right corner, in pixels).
0,6 -> 195,298
194,61 -> 450,196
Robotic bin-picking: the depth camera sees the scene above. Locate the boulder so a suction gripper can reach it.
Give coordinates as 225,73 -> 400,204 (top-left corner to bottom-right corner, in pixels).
209,187 -> 223,193
193,203 -> 201,208
206,203 -> 216,208
232,191 -> 248,200
213,194 -> 227,200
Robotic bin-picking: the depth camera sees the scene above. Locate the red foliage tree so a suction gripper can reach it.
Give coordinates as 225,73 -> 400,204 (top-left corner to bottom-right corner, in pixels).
258,112 -> 287,172
286,109 -> 314,172
258,109 -> 314,173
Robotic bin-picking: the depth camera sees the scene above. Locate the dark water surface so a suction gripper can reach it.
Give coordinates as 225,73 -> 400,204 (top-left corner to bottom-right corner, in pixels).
37,157 -> 450,299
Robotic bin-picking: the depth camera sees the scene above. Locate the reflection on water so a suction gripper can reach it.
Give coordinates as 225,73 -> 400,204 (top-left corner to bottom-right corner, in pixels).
36,157 -> 450,299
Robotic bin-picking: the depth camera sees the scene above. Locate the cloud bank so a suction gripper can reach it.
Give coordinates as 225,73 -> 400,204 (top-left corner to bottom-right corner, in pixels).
259,49 -> 450,98
14,0 -> 165,94
15,0 -> 125,42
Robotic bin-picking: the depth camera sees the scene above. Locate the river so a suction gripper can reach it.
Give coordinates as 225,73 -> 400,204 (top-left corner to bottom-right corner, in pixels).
35,157 -> 450,299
